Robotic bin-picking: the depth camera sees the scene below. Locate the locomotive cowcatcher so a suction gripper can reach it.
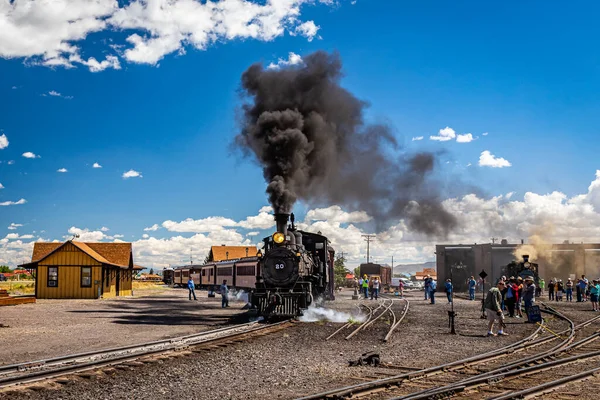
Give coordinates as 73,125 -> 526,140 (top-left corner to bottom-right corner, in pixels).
251,213 -> 334,318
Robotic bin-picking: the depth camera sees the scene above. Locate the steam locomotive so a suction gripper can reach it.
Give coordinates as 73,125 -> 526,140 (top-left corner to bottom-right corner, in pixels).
251,213 -> 335,318
503,255 -> 539,283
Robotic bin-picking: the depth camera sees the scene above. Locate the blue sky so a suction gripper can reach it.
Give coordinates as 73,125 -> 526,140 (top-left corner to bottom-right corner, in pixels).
2,0 -> 600,268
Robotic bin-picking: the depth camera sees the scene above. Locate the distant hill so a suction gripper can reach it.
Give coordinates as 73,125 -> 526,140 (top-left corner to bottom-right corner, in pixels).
393,261 -> 435,276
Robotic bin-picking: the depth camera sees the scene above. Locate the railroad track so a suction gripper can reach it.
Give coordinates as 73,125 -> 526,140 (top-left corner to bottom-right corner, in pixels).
0,320 -> 291,391
325,297 -> 409,342
298,304 -> 600,400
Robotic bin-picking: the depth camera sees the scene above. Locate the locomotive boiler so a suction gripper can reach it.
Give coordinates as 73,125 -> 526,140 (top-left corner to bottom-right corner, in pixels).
251,213 -> 334,318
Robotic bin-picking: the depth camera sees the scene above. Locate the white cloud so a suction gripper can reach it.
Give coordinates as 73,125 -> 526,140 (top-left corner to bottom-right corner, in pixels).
8,223 -> 23,230
294,21 -> 320,41
22,152 -> 40,159
144,224 -> 160,232
44,91 -> 73,99
0,183 -> 3,189
482,132 -> 489,136
456,133 -> 475,143
411,136 -> 424,141
113,234 -> 124,238
57,168 -> 68,173
0,199 -> 27,206
142,234 -> 149,239
0,0 -> 336,71
66,226 -> 106,242
7,160 -> 14,165
122,169 -> 142,179
0,134 -> 8,149
246,231 -> 259,237
267,52 -> 303,70
100,227 -> 110,232
4,233 -> 33,240
162,216 -> 238,233
238,207 -> 276,229
93,162 -> 102,168
479,150 -> 511,168
430,126 -> 456,141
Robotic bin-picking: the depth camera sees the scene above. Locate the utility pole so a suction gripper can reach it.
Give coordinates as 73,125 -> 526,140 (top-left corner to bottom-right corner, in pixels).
491,238 -> 498,244
362,234 -> 376,264
391,256 -> 394,270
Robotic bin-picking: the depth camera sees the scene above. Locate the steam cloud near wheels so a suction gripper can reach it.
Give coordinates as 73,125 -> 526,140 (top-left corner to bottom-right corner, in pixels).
235,51 -> 457,237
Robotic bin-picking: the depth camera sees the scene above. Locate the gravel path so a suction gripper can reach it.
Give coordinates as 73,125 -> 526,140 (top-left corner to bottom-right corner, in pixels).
0,286 -> 248,365
2,289 -> 544,400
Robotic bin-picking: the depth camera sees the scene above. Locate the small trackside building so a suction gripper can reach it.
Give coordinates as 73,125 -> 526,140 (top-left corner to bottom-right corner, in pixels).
19,240 -> 135,299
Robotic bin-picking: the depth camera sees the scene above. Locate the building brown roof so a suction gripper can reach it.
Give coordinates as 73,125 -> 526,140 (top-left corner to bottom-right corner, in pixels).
209,246 -> 257,262
29,241 -> 132,269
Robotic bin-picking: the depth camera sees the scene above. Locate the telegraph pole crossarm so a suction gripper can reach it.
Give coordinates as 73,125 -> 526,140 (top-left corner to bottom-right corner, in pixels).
361,234 -> 376,264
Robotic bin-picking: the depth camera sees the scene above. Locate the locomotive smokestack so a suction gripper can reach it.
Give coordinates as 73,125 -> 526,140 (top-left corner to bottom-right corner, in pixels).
275,213 -> 289,236
523,254 -> 529,263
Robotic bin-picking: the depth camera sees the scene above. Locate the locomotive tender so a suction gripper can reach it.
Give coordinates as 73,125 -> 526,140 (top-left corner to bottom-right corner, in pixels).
252,213 -> 335,317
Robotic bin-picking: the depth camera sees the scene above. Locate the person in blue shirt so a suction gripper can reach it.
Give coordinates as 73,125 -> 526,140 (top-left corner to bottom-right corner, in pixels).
468,276 -> 476,300
445,279 -> 453,303
429,279 -> 437,304
220,280 -> 230,308
187,278 -> 197,301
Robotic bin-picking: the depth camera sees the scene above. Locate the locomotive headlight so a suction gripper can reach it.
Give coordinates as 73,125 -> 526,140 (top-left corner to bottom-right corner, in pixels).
273,232 -> 285,244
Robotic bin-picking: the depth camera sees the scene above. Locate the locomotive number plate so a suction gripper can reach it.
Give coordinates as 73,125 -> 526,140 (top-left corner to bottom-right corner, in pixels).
275,262 -> 285,270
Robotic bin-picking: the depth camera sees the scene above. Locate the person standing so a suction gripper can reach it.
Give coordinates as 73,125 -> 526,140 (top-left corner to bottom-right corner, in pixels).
424,275 -> 431,300
556,280 -> 564,302
429,279 -> 437,304
523,277 -> 536,323
548,280 -> 555,301
220,279 -> 230,308
505,278 -> 518,318
583,275 -> 590,302
187,277 -> 197,301
362,276 -> 369,299
468,276 -> 477,300
358,277 -> 364,294
539,278 -> 545,295
577,277 -> 586,302
590,279 -> 599,311
371,277 -> 380,300
566,278 -> 574,302
445,279 -> 453,303
398,280 -> 404,298
485,280 -> 508,336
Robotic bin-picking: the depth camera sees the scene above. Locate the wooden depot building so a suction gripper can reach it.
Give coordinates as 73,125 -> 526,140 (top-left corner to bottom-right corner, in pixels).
19,240 -> 135,299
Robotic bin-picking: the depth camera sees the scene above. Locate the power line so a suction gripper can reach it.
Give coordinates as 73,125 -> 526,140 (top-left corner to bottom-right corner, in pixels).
362,234 -> 376,264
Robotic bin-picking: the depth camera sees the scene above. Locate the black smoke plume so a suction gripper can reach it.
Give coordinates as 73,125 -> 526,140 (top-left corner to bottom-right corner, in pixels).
235,51 -> 457,237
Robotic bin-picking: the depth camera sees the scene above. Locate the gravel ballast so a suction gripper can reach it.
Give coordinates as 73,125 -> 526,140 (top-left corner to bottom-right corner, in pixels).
1,288 -> 561,400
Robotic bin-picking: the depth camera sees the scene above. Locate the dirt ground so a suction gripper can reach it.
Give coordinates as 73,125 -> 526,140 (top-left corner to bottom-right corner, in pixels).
1,289 -> 554,400
0,285 -> 248,365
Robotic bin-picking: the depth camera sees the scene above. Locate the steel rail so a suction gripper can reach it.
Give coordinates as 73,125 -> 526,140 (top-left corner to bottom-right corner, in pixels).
391,305 -> 580,400
384,299 -> 409,342
0,321 -> 259,375
296,312 -> 546,400
490,364 -> 600,400
345,303 -> 377,340
0,320 -> 290,389
326,304 -> 368,341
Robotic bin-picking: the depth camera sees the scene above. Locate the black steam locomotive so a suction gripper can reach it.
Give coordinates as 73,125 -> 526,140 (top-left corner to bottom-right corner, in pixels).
504,255 -> 539,283
251,213 -> 334,318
